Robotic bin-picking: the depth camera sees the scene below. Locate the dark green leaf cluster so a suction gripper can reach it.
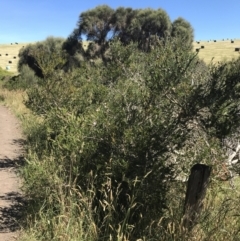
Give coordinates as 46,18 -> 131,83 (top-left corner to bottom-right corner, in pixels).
18,37 -> 67,78
64,5 -> 194,59
171,17 -> 194,50
197,59 -> 240,138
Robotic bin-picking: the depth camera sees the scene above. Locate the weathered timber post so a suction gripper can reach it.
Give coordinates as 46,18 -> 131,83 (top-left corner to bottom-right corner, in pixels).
183,163 -> 212,230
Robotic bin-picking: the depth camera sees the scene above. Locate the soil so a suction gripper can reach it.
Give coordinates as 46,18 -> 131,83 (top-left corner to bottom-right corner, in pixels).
0,105 -> 25,241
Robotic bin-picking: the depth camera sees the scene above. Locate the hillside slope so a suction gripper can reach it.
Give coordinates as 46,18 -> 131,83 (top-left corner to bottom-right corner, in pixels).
193,39 -> 240,63
1,39 -> 240,73
0,43 -> 27,73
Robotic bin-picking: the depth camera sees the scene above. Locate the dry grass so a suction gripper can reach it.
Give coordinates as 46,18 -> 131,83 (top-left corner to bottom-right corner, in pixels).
0,81 -> 30,120
0,43 -> 29,73
2,39 -> 239,71
193,39 -> 240,63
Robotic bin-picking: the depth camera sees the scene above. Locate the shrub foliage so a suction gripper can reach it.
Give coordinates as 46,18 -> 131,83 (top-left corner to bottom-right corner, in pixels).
17,36 -> 240,240
12,6 -> 240,241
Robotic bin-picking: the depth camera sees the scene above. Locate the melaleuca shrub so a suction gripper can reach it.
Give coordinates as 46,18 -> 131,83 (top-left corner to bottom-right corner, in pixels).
25,39 -> 216,239
18,37 -> 66,78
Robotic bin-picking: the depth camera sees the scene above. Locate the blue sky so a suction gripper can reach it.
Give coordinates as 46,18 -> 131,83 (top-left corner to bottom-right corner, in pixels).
1,0 -> 240,44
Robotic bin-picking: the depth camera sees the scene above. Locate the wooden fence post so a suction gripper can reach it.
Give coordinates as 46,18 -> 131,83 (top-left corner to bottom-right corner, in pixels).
183,163 -> 212,230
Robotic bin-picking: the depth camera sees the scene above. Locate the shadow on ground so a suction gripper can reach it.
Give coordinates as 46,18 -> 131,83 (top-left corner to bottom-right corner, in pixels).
12,138 -> 26,148
0,138 -> 26,168
0,156 -> 25,169
0,192 -> 26,233
0,139 -> 27,233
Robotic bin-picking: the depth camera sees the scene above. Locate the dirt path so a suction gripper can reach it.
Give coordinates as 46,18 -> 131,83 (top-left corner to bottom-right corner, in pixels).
0,105 -> 24,241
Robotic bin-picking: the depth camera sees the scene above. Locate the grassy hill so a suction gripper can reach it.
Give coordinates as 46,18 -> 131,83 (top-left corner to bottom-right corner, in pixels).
0,43 -> 27,73
193,39 -> 240,63
0,39 -> 239,74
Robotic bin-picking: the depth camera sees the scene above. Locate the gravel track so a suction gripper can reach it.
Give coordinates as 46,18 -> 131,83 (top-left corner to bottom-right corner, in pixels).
0,105 -> 24,241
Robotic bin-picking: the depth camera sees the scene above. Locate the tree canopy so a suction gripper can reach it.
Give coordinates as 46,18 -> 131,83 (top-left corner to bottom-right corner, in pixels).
171,17 -> 194,49
64,5 -> 194,58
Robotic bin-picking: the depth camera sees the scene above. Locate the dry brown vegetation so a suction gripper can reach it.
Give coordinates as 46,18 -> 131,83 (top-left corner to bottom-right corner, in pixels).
0,43 -> 29,73
1,39 -> 239,74
193,39 -> 240,63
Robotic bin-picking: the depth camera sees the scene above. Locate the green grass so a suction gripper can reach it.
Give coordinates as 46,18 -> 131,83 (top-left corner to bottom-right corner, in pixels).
0,66 -> 13,78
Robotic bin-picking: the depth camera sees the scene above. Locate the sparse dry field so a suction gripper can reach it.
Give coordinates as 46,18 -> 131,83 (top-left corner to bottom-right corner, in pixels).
1,39 -> 240,74
0,43 -> 28,73
193,39 -> 240,63
0,41 -> 90,74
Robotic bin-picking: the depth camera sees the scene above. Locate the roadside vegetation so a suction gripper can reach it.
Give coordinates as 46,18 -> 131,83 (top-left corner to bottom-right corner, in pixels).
1,5 -> 240,241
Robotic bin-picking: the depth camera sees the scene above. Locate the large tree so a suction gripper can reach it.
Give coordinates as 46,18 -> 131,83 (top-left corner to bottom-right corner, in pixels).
65,5 -> 191,58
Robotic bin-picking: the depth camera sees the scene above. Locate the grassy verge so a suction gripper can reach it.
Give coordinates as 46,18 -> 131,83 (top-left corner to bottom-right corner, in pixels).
0,80 -> 98,241
0,79 -> 35,134
0,93 -> 239,241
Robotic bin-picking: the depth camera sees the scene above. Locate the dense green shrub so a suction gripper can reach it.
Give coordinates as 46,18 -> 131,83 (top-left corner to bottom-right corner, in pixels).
18,37 -> 66,78
23,39 -> 225,240
201,58 -> 240,138
13,15 -> 240,237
